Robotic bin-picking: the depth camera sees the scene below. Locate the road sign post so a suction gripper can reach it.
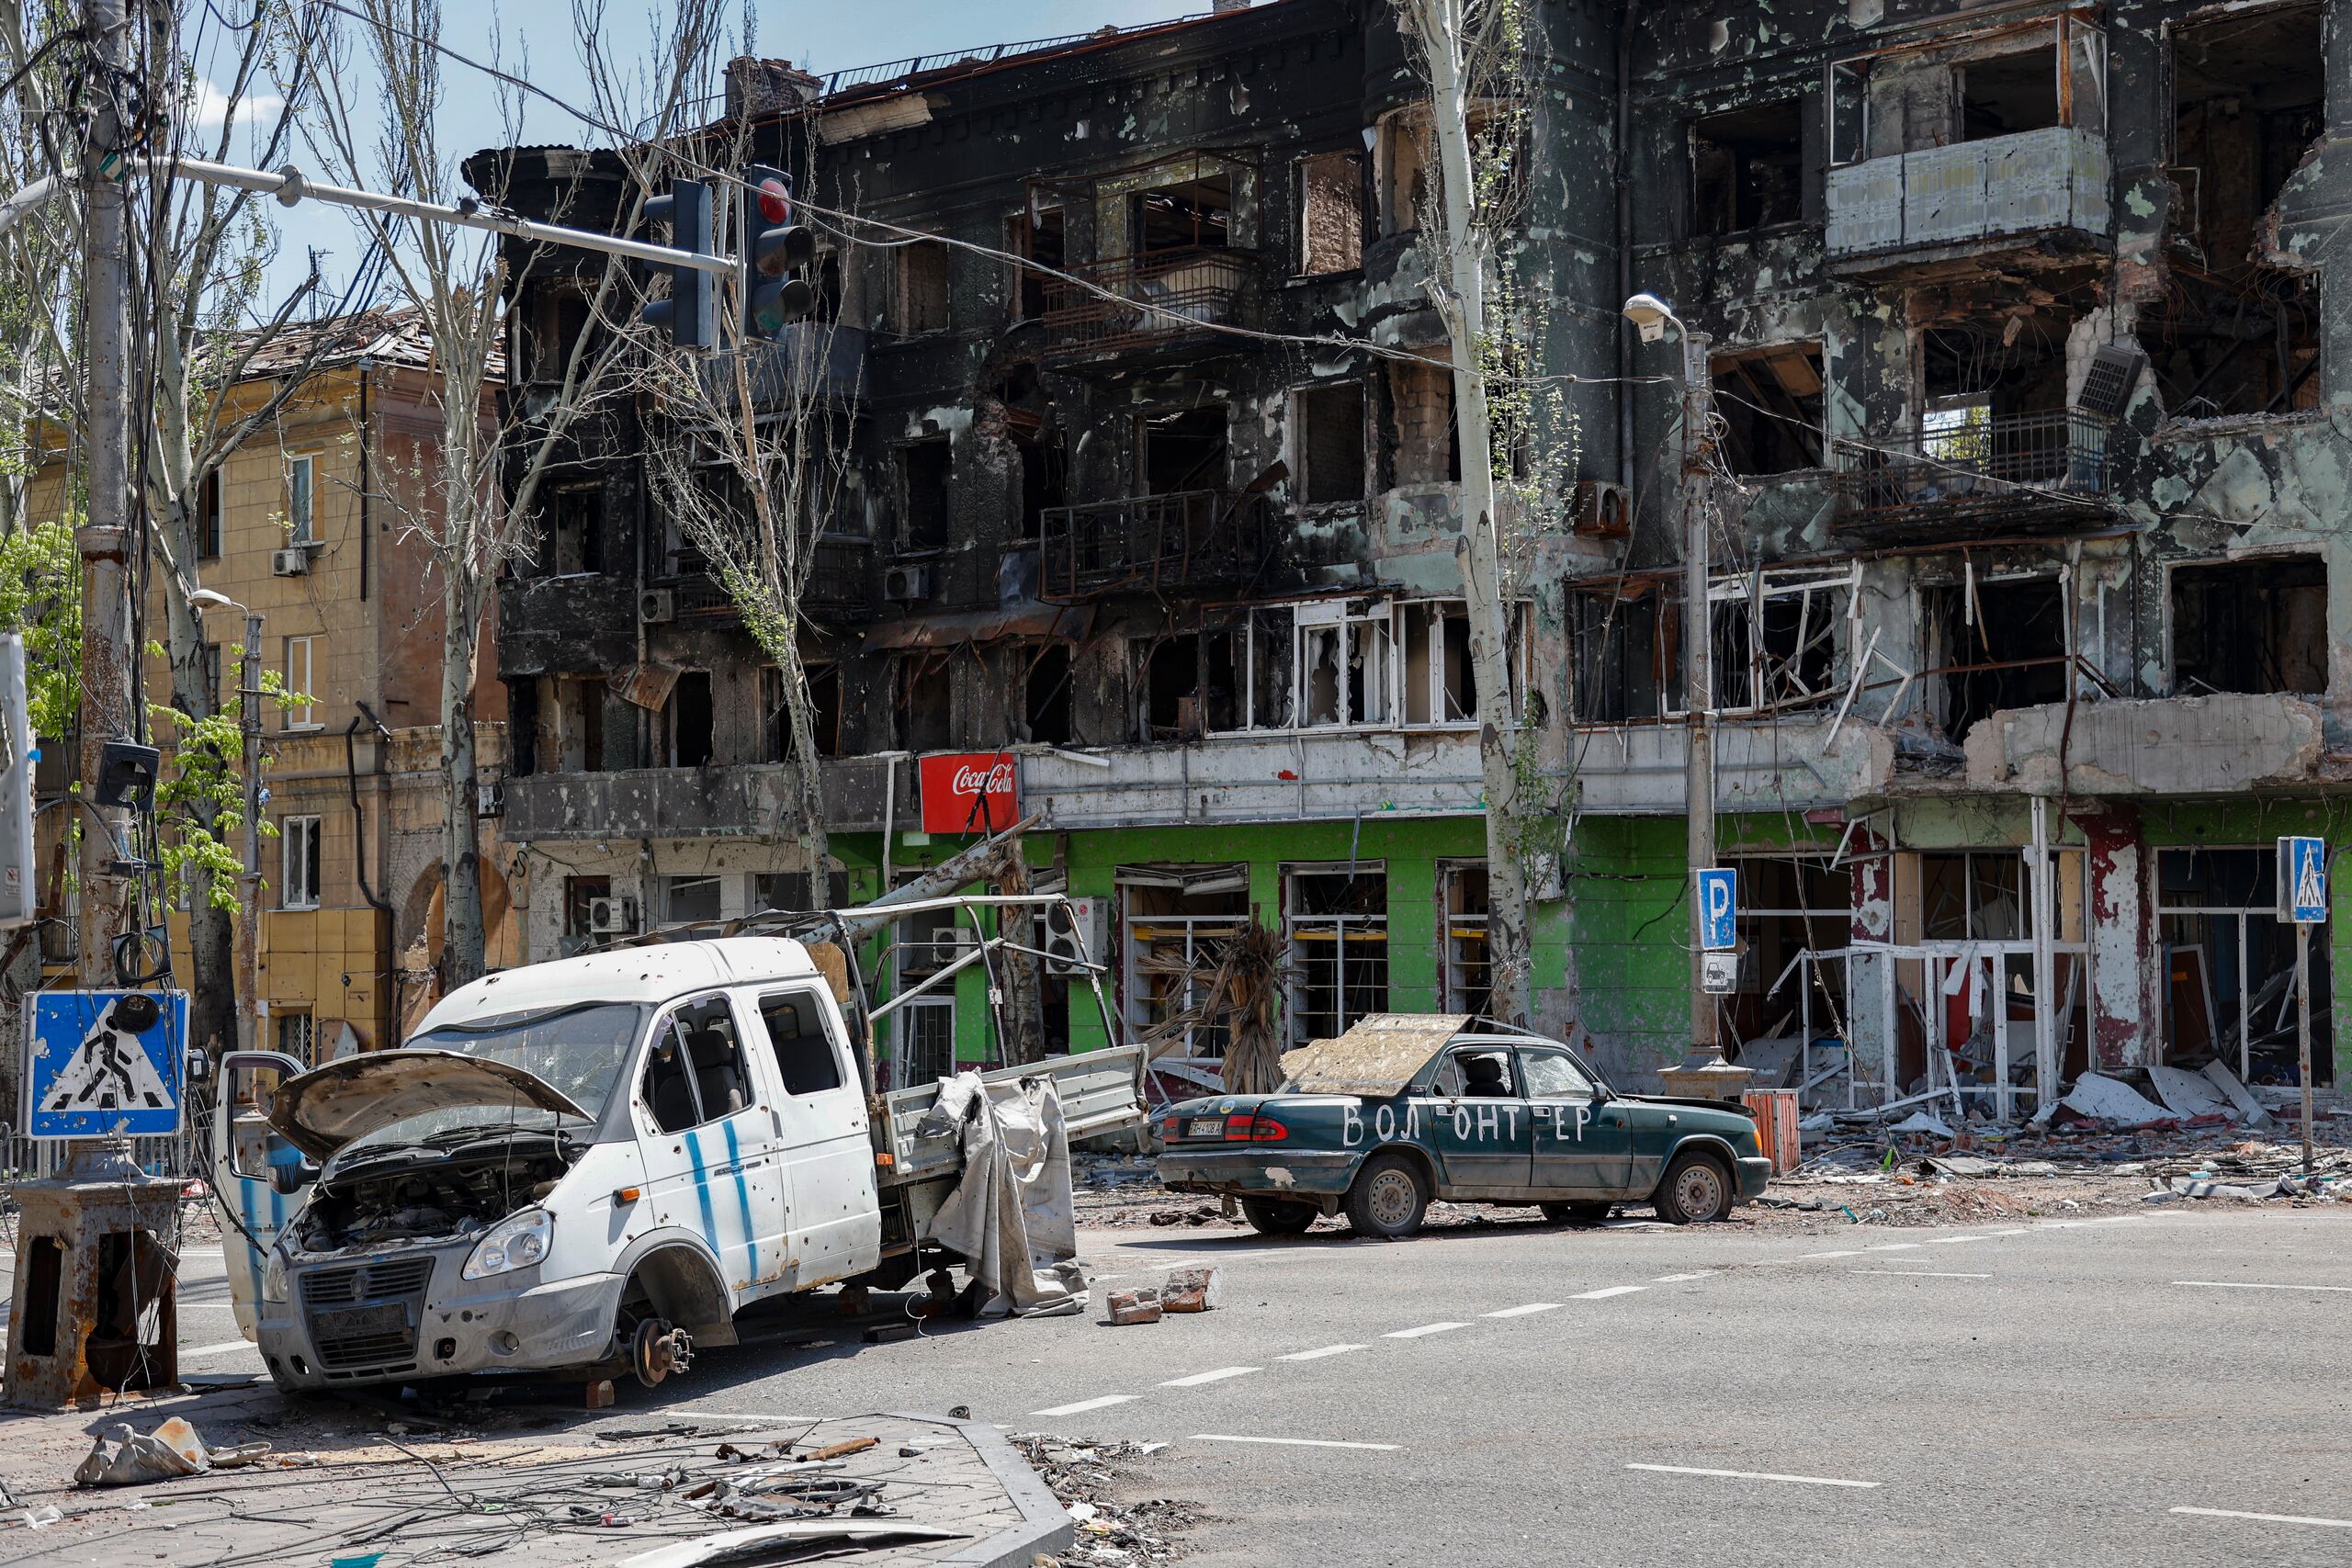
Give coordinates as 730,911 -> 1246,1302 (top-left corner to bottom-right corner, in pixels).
2279,836 -> 2326,1178
24,990 -> 188,1140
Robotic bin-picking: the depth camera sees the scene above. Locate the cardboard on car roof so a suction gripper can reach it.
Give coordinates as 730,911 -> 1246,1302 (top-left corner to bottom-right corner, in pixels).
1278,1014 -> 1469,1096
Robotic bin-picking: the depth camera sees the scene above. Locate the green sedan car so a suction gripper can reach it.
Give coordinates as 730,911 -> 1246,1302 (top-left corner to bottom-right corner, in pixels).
1155,1014 -> 1771,1238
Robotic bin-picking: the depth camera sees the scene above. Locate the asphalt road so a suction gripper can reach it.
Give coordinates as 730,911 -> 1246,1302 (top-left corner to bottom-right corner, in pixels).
10,1204 -> 2349,1566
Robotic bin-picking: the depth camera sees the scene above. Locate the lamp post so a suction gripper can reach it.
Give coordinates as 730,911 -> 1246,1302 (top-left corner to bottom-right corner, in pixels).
1623,294 -> 1720,1058
190,589 -> 263,1052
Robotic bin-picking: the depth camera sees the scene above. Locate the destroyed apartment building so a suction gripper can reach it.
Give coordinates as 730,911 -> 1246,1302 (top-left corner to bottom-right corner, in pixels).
468,0 -> 2349,1111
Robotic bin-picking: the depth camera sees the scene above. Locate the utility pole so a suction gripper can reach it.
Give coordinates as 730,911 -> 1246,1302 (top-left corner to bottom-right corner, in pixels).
1677,326 -> 1717,1058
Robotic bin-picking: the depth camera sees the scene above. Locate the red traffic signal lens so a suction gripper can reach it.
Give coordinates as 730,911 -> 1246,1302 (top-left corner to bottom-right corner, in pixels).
756,177 -> 791,225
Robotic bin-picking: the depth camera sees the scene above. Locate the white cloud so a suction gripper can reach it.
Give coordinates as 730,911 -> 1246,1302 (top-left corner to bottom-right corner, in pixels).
187,77 -> 285,130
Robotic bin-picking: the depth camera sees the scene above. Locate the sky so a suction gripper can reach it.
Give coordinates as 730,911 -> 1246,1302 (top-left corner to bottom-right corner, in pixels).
197,0 -> 1201,307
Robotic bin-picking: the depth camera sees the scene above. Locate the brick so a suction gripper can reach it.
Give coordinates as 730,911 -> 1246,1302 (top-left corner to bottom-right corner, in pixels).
1106,1287 -> 1163,1325
1161,1267 -> 1224,1313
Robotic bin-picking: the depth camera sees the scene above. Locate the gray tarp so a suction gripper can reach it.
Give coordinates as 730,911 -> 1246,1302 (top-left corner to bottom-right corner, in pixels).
925,1071 -> 1085,1317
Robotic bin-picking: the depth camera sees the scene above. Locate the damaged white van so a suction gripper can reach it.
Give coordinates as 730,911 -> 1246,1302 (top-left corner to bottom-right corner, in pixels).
212,934 -> 1141,1393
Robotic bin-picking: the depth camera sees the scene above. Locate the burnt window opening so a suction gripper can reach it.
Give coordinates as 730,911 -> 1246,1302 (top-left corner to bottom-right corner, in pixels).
1133,174 -> 1231,255
2172,556 -> 2327,697
1295,383 -> 1368,506
1712,344 -> 1824,475
524,288 -> 594,384
898,440 -> 951,552
1137,634 -> 1210,741
1385,361 -> 1461,487
1569,581 -> 1678,724
1015,207 -> 1065,321
557,675 -> 609,773
665,671 -> 715,767
1020,644 -> 1073,746
195,468 -> 221,559
763,663 -> 842,762
1690,100 -> 1804,235
1960,46 -> 2061,140
755,870 -> 852,914
1298,151 -> 1367,275
1012,425 -> 1067,545
546,481 -> 605,576
894,241 -> 951,335
1926,576 -> 2068,740
896,654 -> 952,752
1138,407 -> 1227,495
1710,570 -> 1852,716
1921,316 -> 2074,429
1921,851 -> 2030,942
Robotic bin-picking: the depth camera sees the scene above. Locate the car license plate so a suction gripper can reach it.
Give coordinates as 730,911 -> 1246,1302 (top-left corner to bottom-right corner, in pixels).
313,1302 -> 409,1339
1187,1117 -> 1226,1139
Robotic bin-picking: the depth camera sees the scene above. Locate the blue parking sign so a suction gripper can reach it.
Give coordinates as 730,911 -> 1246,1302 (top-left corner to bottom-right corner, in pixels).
23,990 -> 187,1139
2282,837 -> 2328,926
1697,867 -> 1738,951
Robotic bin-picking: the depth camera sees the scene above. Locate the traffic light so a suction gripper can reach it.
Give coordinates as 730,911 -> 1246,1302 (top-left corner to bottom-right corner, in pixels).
639,178 -> 717,349
741,164 -> 818,340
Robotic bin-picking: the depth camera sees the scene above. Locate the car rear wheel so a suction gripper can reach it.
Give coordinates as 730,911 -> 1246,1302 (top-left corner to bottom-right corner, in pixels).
1654,1150 -> 1734,1224
1240,1198 -> 1318,1235
1540,1201 -> 1613,1225
1345,1152 -> 1429,1239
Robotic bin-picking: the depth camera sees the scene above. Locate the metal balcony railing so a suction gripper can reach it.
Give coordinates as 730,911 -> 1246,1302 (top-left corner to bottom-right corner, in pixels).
661,535 -> 875,621
1038,247 -> 1258,359
1833,408 -> 2114,525
1038,490 -> 1270,600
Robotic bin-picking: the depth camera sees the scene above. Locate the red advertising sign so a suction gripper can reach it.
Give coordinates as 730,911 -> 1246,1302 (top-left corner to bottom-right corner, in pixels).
919,751 -> 1019,835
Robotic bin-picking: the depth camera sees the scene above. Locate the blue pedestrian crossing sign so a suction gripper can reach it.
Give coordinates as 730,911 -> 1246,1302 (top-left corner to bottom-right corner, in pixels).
2281,837 -> 2328,926
1697,867 -> 1738,951
23,990 -> 187,1139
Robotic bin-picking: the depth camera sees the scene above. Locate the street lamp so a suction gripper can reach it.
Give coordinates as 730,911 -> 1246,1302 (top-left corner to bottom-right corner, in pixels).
1622,292 -> 1722,1060
190,587 -> 265,1052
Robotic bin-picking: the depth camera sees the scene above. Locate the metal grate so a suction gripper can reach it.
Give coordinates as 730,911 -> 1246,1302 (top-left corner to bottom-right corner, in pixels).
1833,408 -> 2115,524
1037,490 -> 1269,600
1038,248 -> 1258,360
2075,345 -> 2147,419
301,1254 -> 435,1308
302,1253 -> 435,1371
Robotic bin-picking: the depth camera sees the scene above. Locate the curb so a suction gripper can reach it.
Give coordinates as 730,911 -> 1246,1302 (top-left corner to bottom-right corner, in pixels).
888,1409 -> 1076,1567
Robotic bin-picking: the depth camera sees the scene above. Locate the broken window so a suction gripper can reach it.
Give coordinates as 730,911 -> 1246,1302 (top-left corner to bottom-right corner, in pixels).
1712,344 -> 1824,475
1298,151 -> 1366,275
1011,421 -> 1067,544
1295,383 -> 1367,506
1284,866 -> 1388,1046
1925,574 -> 2068,740
898,441 -> 951,551
1296,599 -> 1395,728
761,664 -> 842,762
1833,17 -> 2103,164
2158,846 -> 2334,1086
755,871 -> 851,915
196,468 -> 221,559
895,654 -> 952,752
2171,556 -> 2326,696
520,287 -> 593,384
1959,46 -> 2061,140
545,481 -> 604,576
1121,866 -> 1251,1069
1724,857 -> 1849,1055
1011,204 -> 1064,321
1440,863 -> 1490,1018
1399,599 -> 1534,726
1707,567 -> 1854,716
664,671 -> 715,767
893,241 -> 951,334
1569,580 -> 1679,724
555,675 -> 608,772
1690,100 -> 1804,235
1385,360 -> 1461,487
1921,852 -> 2030,942
1134,172 -> 1232,254
1138,406 -> 1227,495
661,875 -> 723,925
1020,643 -> 1073,746
1377,103 -> 1511,237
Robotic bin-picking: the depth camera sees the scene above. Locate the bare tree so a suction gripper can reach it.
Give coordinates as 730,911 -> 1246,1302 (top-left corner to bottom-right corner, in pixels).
1392,0 -> 1567,1027
299,0 -> 725,987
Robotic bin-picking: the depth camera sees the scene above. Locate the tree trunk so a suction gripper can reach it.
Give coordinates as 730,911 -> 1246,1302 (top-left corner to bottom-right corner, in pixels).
1420,1 -> 1535,1026
440,581 -> 487,988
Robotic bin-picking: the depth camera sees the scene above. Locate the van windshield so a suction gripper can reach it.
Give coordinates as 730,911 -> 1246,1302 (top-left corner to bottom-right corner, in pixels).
336,1002 -> 643,1160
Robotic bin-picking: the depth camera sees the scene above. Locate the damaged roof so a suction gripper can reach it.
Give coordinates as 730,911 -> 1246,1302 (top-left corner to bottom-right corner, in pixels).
1278,1014 -> 1471,1096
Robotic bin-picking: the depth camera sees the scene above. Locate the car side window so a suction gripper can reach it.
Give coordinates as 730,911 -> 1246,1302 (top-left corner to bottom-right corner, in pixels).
1520,1048 -> 1594,1100
755,990 -> 845,1096
1434,1044 -> 1516,1099
641,995 -> 752,1134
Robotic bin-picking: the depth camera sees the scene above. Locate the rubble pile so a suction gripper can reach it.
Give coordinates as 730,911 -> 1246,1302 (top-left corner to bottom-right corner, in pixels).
1013,1434 -> 1200,1568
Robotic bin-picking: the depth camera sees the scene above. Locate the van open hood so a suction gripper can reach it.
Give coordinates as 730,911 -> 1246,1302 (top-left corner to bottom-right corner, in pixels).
268,1049 -> 593,1160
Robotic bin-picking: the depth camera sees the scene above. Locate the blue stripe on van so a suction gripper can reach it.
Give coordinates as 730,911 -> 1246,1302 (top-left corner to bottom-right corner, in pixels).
683,1129 -> 720,1257
721,1120 -> 757,1277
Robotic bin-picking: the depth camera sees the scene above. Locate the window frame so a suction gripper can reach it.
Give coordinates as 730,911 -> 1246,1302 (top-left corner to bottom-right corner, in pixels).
639,991 -> 755,1134
282,635 -> 321,731
752,987 -> 848,1098
285,453 -> 318,547
279,814 -> 322,910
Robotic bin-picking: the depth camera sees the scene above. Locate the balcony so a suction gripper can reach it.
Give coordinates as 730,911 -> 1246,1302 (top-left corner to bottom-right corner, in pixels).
1825,127 -> 2111,277
502,756 -> 895,841
1832,409 -> 2115,541
658,536 -> 876,624
1037,247 -> 1259,365
1038,490 -> 1271,601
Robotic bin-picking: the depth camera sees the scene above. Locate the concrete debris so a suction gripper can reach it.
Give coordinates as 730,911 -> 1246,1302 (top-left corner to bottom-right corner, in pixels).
2199,1061 -> 2276,1128
1159,1267 -> 1223,1313
1011,1436 -> 1198,1568
1105,1288 -> 1163,1325
2034,1074 -> 2174,1128
74,1417 -> 280,1486
2147,1066 -> 2237,1123
1887,1111 -> 1955,1138
615,1520 -> 966,1567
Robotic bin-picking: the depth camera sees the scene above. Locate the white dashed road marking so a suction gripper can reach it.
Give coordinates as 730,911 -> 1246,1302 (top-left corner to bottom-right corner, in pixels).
1032,1395 -> 1137,1416
1482,1303 -> 1562,1318
2173,1506 -> 2352,1529
1278,1344 -> 1365,1361
1570,1286 -> 1646,1300
1925,1235 -> 1985,1245
1799,1250 -> 1867,1260
1652,1271 -> 1716,1283
1159,1367 -> 1260,1387
1629,1463 -> 1878,1490
1864,1243 -> 1923,1252
1384,1322 -> 1467,1339
2174,1280 -> 2352,1294
1192,1434 -> 1401,1451
1848,1270 -> 1990,1280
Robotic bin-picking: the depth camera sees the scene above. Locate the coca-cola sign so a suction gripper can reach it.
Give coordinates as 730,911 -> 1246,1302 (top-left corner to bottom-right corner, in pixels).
918,751 -> 1020,835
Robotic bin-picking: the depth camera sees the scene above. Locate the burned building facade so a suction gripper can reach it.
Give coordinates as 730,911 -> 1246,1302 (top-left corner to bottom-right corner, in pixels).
480,0 -> 2352,1106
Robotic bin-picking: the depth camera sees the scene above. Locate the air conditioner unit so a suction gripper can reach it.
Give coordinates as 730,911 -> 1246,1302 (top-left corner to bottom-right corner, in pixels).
1573,479 -> 1632,539
587,896 -> 639,935
271,547 -> 311,577
881,563 -> 932,603
1041,895 -> 1108,976
638,588 -> 676,624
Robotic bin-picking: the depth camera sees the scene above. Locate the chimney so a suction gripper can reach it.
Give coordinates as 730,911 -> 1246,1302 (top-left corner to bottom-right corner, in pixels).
725,56 -> 822,122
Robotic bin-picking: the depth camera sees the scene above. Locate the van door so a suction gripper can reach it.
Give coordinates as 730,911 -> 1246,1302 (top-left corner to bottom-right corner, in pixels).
743,986 -> 880,1286
212,1051 -> 312,1339
634,994 -> 791,1296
